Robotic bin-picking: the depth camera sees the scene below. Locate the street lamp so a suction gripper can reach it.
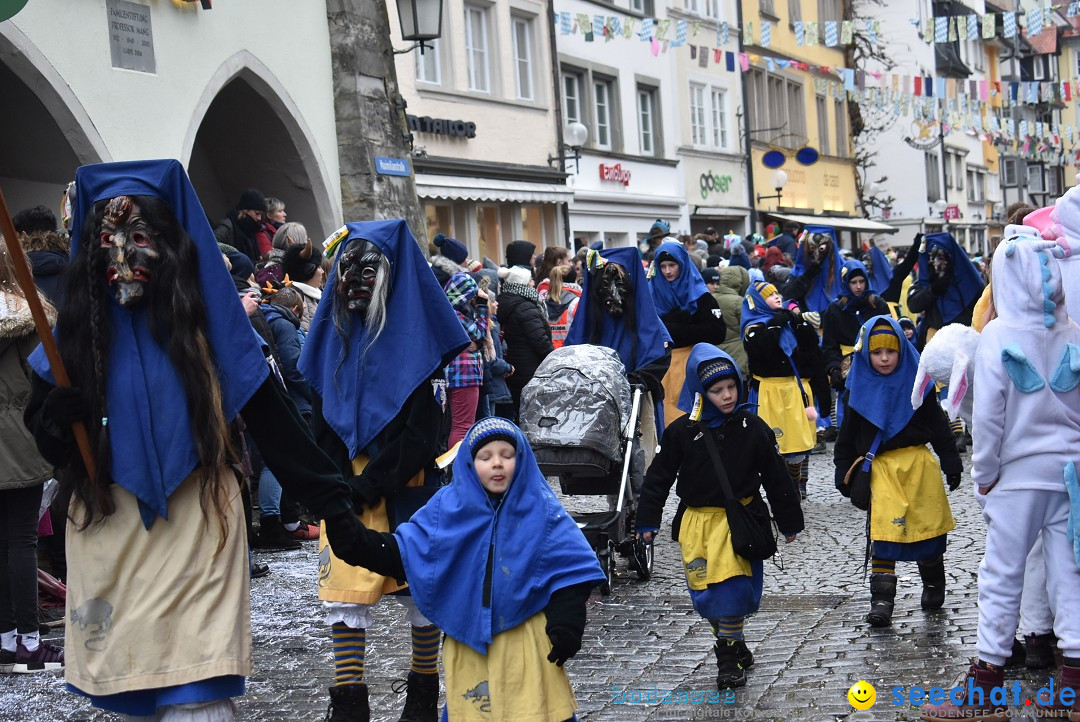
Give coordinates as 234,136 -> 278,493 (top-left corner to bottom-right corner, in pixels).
756,169 -> 788,206
548,122 -> 588,173
932,198 -> 948,217
394,0 -> 443,55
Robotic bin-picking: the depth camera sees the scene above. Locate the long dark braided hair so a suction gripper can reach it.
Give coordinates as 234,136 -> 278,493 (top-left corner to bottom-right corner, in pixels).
57,195 -> 236,542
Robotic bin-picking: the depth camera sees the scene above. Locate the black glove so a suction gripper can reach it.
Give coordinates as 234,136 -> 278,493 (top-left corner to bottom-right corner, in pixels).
768,309 -> 792,328
911,233 -> 924,253
828,368 -> 845,391
43,386 -> 89,428
324,510 -> 369,567
546,626 -> 582,667
348,475 -> 383,510
931,275 -> 951,296
946,473 -> 962,491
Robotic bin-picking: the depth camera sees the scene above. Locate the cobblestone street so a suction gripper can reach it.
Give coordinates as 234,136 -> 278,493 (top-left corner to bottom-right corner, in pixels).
3,444 -> 1061,721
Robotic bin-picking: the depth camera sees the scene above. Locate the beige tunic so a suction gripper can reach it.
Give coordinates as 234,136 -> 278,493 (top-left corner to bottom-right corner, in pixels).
65,467 -> 250,696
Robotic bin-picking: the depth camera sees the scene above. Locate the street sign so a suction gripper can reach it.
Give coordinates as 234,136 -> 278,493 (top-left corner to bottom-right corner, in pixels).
375,156 -> 410,177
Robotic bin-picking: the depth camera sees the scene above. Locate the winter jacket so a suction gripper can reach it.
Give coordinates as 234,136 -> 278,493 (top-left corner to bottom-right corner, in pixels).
833,400 -> 962,492
659,292 -> 727,349
714,267 -> 750,376
0,295 -> 52,491
821,294 -> 891,375
743,310 -> 823,381
261,304 -> 312,421
768,232 -> 798,262
213,216 -> 260,266
27,250 -> 69,307
906,284 -> 976,349
481,315 -> 513,405
497,284 -> 553,389
444,273 -> 488,390
291,281 -> 322,333
637,411 -> 804,537
543,283 -> 582,349
972,240 -> 1080,491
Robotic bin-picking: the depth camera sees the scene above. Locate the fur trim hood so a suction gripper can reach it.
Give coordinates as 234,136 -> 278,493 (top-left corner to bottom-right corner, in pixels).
0,291 -> 53,339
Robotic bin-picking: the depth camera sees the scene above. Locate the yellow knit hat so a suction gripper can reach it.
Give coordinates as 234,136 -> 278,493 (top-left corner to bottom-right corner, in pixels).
867,319 -> 900,352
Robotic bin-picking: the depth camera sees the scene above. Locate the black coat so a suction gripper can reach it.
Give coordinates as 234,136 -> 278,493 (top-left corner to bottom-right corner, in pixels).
497,290 -> 553,388
637,412 -> 804,537
907,284 -> 977,350
743,310 -> 823,381
821,295 -> 891,375
660,292 -> 727,349
27,250 -> 68,307
832,399 -> 962,492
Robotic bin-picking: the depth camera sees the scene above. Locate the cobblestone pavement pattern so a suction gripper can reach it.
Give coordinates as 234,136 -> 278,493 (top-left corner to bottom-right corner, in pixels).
2,444 -> 1062,721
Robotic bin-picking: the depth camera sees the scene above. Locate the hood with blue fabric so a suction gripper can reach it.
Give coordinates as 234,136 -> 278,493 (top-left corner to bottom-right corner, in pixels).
741,280 -> 796,357
394,418 -> 604,654
865,245 -> 893,295
564,246 -> 670,373
28,159 -> 270,529
298,220 -> 469,458
990,232 -> 1068,330
790,225 -> 844,313
838,260 -> 871,308
845,315 -> 924,441
649,241 -> 710,315
917,232 -> 984,325
676,344 -> 749,427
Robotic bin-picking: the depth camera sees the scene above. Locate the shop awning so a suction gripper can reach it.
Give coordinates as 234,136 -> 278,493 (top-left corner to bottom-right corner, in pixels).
765,212 -> 899,234
415,174 -> 573,204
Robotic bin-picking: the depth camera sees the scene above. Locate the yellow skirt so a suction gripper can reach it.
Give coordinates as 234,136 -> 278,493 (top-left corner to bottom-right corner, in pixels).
443,613 -> 576,721
679,505 -> 753,589
870,446 -> 955,544
65,467 -> 250,696
753,375 -> 816,455
662,346 -> 692,429
317,456 -> 424,605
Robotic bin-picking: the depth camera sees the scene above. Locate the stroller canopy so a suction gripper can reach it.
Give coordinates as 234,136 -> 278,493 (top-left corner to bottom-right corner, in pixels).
520,345 -> 631,461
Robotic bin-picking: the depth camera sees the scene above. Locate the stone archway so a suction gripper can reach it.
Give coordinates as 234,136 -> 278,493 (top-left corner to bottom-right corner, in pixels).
0,23 -> 108,216
184,51 -> 338,240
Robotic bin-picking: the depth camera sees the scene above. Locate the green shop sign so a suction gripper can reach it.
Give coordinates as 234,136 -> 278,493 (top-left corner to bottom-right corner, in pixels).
699,171 -> 732,200
0,0 -> 29,22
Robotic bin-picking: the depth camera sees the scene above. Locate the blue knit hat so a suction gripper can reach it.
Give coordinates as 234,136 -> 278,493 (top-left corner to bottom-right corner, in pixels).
466,417 -> 519,458
697,358 -> 737,390
434,232 -> 469,265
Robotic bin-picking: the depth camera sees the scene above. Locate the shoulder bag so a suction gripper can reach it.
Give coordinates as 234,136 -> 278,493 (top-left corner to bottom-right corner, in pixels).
699,423 -> 777,561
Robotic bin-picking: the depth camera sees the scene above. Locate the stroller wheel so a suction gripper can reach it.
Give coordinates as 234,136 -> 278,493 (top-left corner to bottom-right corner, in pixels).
631,538 -> 653,581
598,541 -> 616,596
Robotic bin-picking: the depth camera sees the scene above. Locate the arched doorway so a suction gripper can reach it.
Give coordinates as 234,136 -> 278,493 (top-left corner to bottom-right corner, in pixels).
0,24 -> 107,220
186,54 -> 337,241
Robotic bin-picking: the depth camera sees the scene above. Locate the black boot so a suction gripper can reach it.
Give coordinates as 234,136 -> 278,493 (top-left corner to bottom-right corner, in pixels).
326,683 -> 370,722
733,640 -> 754,670
1024,632 -> 1057,669
713,639 -> 747,689
867,574 -> 897,627
918,555 -> 946,610
395,671 -> 439,721
254,515 -> 301,550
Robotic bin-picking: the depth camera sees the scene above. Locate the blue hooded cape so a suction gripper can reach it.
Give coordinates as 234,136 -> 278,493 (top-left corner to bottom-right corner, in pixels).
677,344 -> 751,428
394,418 -> 605,654
845,315 -> 929,441
916,232 -> 985,325
866,245 -> 893,295
298,220 -> 469,458
741,280 -> 797,357
28,159 -> 270,529
564,246 -> 670,373
790,225 -> 844,313
649,241 -> 710,315
838,259 -> 871,308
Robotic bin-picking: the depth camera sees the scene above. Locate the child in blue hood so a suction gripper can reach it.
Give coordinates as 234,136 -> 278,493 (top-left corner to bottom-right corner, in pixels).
328,417 -> 605,721
636,344 -> 803,690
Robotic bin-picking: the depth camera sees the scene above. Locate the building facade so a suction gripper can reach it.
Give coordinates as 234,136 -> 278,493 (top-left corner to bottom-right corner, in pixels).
389,0 -> 568,262
3,1 -> 345,239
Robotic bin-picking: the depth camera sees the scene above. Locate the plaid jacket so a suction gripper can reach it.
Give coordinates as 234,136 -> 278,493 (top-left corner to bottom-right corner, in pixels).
444,273 -> 489,389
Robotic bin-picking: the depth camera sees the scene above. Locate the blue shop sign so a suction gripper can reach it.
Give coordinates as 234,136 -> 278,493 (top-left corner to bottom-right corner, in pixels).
375,156 -> 411,177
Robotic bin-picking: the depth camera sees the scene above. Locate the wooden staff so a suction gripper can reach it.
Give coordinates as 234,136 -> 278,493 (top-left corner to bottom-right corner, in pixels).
0,187 -> 97,479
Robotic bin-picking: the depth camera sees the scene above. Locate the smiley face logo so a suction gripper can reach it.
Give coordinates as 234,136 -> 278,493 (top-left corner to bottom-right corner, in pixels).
847,680 -> 876,710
